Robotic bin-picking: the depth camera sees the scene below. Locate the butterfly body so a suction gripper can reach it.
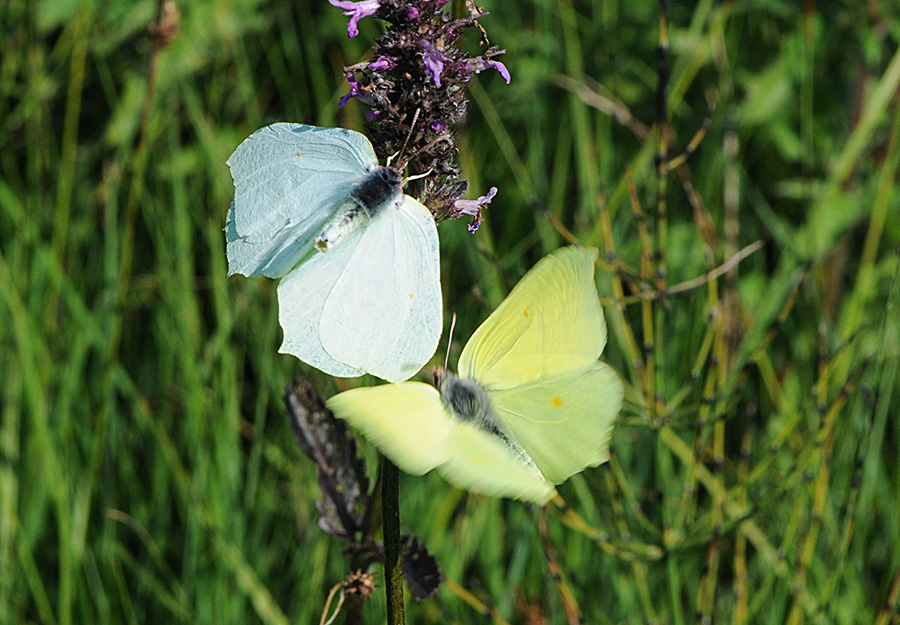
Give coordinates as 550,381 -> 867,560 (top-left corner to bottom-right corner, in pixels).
227,123 -> 441,382
316,166 -> 403,251
439,370 -> 546,481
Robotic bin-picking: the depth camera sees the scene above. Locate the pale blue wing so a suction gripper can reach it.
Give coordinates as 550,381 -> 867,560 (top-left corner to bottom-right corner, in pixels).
226,201 -> 316,278
317,195 -> 442,383
276,226 -> 369,378
226,123 -> 377,278
490,362 -> 623,484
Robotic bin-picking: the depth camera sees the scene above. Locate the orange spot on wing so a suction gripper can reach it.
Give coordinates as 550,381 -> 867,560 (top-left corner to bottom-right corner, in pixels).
408,293 -> 415,298
523,310 -> 530,318
551,395 -> 563,407
297,150 -> 302,158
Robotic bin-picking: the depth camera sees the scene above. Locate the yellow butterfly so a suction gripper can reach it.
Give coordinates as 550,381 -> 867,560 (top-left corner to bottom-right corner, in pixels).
326,246 -> 623,504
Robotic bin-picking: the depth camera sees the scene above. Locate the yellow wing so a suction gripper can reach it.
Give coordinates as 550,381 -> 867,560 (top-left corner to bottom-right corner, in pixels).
439,422 -> 556,504
490,362 -> 623,484
326,382 -> 449,475
326,382 -> 556,503
458,246 -> 606,390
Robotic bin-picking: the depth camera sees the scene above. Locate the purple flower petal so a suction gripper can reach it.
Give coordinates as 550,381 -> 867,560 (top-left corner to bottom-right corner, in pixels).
368,55 -> 395,71
406,7 -> 419,19
454,187 -> 497,233
485,59 -> 511,84
455,186 -> 497,215
339,73 -> 361,107
329,0 -> 380,38
467,50 -> 511,84
419,40 -> 450,88
430,119 -> 448,131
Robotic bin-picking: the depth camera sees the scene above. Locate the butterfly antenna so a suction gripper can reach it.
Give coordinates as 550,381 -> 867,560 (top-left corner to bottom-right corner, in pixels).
444,312 -> 457,370
415,133 -> 453,157
396,108 -> 421,169
405,168 -> 432,183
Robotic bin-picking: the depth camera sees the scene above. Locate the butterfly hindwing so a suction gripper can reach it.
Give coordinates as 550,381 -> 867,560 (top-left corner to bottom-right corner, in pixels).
491,362 -> 623,484
277,224 -> 368,379
318,196 -> 442,383
439,422 -> 556,503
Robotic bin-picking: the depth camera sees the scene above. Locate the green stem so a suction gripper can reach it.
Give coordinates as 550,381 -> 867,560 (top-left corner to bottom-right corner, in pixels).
381,457 -> 405,625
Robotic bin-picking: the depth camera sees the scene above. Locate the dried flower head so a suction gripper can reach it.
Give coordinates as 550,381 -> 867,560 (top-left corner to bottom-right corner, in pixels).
284,381 -> 445,598
331,0 -> 507,227
343,569 -> 377,597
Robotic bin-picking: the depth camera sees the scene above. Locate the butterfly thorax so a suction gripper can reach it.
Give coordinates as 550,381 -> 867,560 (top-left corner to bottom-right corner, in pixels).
439,373 -> 495,429
315,166 -> 402,251
350,166 -> 402,212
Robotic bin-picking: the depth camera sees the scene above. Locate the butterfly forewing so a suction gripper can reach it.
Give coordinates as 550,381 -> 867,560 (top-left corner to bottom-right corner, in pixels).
326,382 -> 451,475
326,382 -> 556,504
226,124 -> 378,278
458,246 -> 607,390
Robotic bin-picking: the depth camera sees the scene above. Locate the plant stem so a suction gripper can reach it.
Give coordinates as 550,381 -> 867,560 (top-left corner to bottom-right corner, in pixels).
382,457 -> 405,625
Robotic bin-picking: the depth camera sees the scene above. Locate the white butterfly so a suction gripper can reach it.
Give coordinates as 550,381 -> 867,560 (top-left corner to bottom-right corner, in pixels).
226,123 -> 442,383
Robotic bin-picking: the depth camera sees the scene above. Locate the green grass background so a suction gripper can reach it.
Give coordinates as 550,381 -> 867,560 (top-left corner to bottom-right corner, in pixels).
2,0 -> 899,623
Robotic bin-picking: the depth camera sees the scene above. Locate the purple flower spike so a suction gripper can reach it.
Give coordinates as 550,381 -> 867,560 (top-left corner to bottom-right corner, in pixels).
329,0 -> 380,38
327,1 -> 510,221
420,40 -> 450,87
455,186 -> 497,233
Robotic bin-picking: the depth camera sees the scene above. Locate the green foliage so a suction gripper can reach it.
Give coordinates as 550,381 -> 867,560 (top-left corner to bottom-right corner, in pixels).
1,0 -> 898,623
